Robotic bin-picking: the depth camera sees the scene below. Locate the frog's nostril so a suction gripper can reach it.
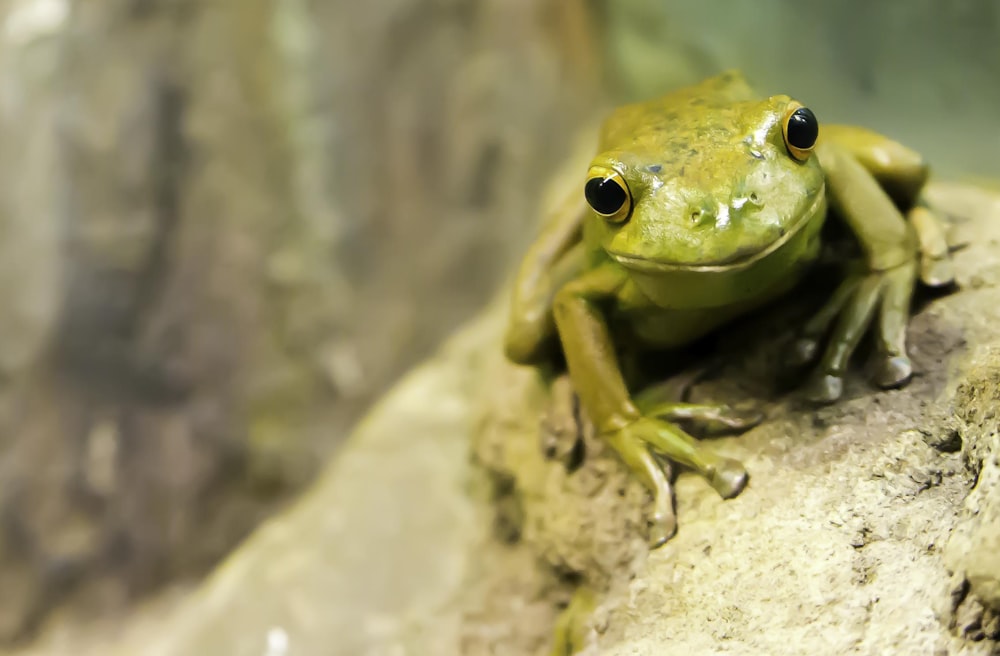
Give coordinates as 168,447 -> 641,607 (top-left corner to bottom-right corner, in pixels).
689,205 -> 720,227
690,208 -> 715,224
731,192 -> 763,212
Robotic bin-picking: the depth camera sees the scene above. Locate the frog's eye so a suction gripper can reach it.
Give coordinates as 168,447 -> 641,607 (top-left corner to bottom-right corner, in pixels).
584,167 -> 631,223
782,103 -> 819,161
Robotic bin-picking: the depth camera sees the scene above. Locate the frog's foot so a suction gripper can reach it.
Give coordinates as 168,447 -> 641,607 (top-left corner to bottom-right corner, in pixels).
783,270 -> 862,370
604,429 -> 677,547
609,417 -> 748,506
909,204 -> 955,288
800,260 -> 919,404
540,375 -> 583,465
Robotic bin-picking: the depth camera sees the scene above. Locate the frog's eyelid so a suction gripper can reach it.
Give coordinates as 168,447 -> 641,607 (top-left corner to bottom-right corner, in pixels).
782,102 -> 819,161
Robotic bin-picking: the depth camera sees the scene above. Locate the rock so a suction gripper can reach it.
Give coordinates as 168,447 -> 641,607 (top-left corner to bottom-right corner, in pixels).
571,183 -> 1000,655
14,181 -> 991,656
947,346 -> 1000,611
106,309 -> 500,656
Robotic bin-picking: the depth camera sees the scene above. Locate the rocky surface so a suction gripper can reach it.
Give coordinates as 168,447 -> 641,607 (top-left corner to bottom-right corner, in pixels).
468,182 -> 1000,656
9,182 -> 997,656
2,0 -> 1000,652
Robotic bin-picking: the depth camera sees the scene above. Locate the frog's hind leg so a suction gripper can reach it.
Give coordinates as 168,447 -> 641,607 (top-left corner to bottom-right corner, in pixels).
795,129 -> 956,403
504,191 -> 588,364
821,124 -> 955,288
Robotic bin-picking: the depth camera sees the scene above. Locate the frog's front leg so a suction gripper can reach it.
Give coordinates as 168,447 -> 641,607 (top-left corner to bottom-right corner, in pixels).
800,136 -> 937,402
553,264 -> 747,545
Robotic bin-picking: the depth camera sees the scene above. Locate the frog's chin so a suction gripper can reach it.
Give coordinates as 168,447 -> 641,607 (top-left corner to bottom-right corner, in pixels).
608,187 -> 825,274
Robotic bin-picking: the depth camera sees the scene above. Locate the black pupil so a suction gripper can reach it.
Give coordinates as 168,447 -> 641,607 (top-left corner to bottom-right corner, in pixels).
787,107 -> 818,150
585,177 -> 627,215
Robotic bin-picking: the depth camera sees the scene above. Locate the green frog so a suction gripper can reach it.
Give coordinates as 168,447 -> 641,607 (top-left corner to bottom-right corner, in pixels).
504,71 -> 953,546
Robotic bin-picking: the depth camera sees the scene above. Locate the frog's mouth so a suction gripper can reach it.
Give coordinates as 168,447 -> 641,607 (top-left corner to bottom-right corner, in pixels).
608,186 -> 825,274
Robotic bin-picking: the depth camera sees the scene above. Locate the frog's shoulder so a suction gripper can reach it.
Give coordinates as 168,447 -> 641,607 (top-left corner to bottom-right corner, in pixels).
598,70 -> 759,150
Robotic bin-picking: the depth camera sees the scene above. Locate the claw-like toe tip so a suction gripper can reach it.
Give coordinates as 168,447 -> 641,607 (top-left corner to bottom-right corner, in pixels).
920,258 -> 955,288
710,458 -> 748,499
874,355 -> 913,389
728,407 -> 765,430
803,373 -> 843,404
648,512 -> 678,548
786,337 -> 820,367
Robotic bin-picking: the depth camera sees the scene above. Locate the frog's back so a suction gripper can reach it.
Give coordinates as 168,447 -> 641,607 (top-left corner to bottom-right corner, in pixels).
598,71 -> 760,152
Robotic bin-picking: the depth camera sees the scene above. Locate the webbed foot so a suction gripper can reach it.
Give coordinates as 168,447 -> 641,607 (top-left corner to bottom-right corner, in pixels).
604,429 -> 677,547
788,195 -> 957,403
541,376 -> 681,546
789,259 -> 920,403
606,416 -> 748,541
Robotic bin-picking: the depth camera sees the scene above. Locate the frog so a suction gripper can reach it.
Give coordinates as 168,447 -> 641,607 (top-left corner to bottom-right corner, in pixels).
503,70 -> 954,546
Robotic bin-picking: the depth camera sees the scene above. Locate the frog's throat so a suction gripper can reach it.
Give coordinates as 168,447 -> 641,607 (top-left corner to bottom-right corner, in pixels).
608,184 -> 825,274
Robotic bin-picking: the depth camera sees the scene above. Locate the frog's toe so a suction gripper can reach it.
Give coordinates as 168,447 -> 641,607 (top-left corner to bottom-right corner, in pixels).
920,256 -> 955,288
785,336 -> 821,367
803,372 -> 843,404
909,204 -> 956,288
708,457 -> 748,499
648,508 -> 678,548
641,402 -> 763,436
716,406 -> 765,431
873,354 -> 913,389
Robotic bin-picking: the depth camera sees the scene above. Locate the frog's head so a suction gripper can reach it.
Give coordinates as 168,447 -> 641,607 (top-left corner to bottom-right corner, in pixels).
586,95 -> 826,274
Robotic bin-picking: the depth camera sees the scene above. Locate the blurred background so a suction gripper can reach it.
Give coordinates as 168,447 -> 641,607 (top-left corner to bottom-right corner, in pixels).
0,0 -> 997,647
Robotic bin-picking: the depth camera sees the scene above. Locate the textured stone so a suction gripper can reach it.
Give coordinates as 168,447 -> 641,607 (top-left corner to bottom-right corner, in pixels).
948,346 -> 1000,611
13,182 -> 998,656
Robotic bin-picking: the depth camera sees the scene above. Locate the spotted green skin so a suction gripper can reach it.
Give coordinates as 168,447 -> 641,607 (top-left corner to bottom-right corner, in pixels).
504,71 -> 953,547
587,73 -> 828,346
